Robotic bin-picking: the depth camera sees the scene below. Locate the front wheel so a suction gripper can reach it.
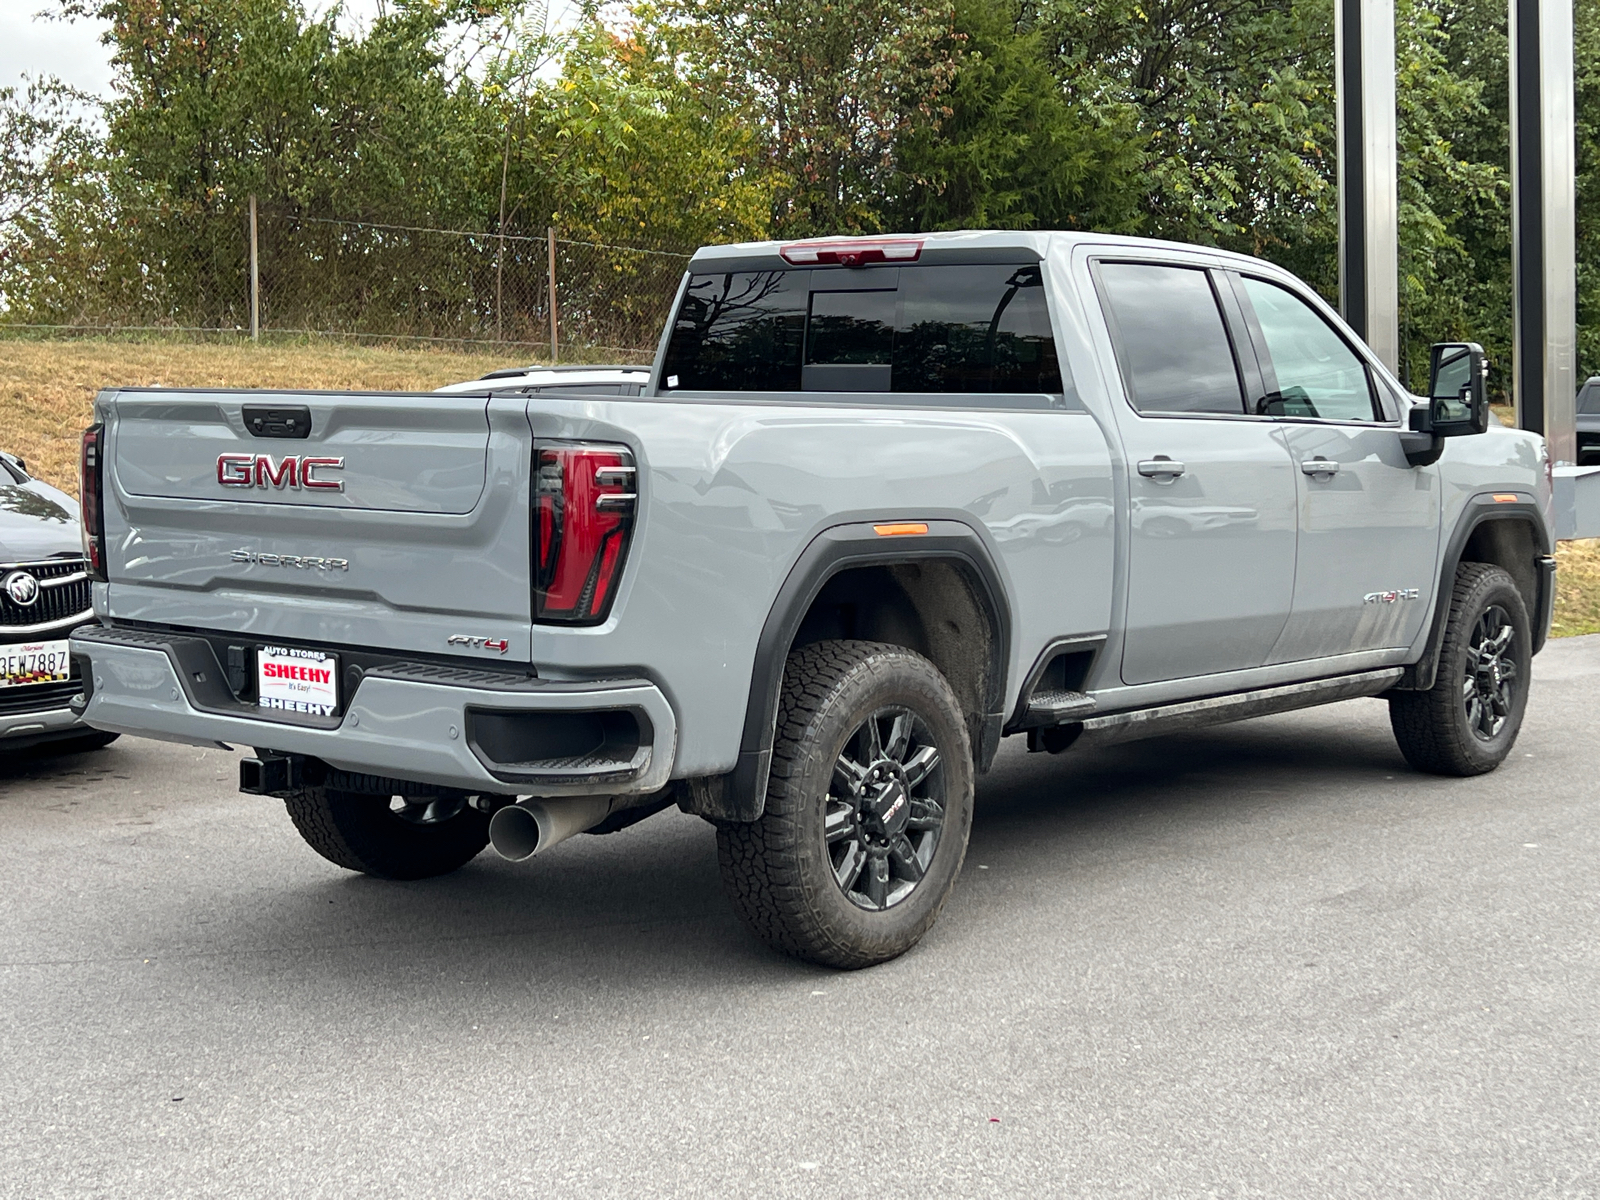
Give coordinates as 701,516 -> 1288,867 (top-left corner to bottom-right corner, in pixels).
1389,562 -> 1532,776
717,640 -> 974,969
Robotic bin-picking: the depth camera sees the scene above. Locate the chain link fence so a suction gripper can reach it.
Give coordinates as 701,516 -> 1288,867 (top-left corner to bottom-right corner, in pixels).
0,204 -> 692,362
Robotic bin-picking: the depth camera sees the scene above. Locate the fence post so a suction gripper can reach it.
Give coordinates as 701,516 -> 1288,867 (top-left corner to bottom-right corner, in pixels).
248,195 -> 260,342
547,226 -> 559,364
495,232 -> 505,343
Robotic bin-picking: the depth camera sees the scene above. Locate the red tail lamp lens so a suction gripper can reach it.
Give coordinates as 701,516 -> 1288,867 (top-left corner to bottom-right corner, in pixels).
534,442 -> 636,624
80,423 -> 107,581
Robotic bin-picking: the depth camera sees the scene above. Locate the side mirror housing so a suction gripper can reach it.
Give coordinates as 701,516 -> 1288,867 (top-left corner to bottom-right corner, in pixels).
1419,341 -> 1490,437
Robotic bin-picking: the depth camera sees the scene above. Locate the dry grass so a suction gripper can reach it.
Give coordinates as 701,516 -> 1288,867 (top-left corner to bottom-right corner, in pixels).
1552,540 -> 1600,637
0,337 -> 528,490
7,339 -> 1600,638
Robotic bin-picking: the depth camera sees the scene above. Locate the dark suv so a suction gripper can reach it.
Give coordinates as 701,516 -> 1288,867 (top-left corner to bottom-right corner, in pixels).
1577,377 -> 1600,465
1,452 -> 115,753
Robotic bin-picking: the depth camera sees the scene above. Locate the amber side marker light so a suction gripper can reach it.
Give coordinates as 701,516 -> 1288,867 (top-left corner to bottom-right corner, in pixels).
874,522 -> 929,537
1492,493 -> 1519,503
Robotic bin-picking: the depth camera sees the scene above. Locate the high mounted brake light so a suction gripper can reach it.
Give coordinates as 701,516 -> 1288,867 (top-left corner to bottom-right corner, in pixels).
534,442 -> 636,624
80,423 -> 107,581
778,239 -> 923,267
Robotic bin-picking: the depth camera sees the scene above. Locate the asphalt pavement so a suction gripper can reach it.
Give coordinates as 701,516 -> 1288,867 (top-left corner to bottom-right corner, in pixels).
3,639 -> 1598,1198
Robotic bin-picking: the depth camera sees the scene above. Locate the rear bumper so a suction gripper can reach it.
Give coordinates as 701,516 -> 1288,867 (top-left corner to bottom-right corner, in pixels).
70,626 -> 677,796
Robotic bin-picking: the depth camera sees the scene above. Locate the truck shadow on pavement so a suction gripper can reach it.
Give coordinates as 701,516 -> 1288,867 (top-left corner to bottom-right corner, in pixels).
225,699 -> 1418,992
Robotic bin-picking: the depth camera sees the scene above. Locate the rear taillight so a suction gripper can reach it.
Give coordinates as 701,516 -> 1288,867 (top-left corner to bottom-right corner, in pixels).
80,423 -> 107,581
534,442 -> 636,624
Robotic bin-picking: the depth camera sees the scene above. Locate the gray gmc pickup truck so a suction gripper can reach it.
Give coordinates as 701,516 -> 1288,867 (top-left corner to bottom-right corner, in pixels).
70,231 -> 1555,968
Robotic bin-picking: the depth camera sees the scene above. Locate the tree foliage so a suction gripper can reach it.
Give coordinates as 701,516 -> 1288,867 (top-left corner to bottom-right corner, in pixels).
1,0 -> 1597,381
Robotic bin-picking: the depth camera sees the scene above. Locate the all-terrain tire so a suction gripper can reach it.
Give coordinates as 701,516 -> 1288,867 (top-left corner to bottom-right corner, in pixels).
717,639 -> 974,969
284,787 -> 490,880
1389,562 -> 1532,776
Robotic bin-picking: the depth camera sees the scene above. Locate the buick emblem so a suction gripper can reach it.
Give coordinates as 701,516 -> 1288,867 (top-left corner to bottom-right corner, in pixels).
3,570 -> 40,607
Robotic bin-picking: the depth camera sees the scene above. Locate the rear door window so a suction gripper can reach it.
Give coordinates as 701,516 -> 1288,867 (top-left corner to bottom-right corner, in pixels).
661,263 -> 1065,397
1095,262 -> 1246,415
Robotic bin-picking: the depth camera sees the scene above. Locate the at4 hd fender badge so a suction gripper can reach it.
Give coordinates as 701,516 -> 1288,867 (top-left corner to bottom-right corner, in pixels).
1363,588 -> 1420,605
448,634 -> 510,654
217,453 -> 345,491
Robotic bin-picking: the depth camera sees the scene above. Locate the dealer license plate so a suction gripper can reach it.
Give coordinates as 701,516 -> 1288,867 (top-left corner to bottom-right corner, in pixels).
257,645 -> 339,717
1,639 -> 73,688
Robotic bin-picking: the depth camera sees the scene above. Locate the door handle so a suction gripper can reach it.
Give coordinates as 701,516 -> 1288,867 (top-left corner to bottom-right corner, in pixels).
1300,458 -> 1340,477
1137,458 -> 1186,480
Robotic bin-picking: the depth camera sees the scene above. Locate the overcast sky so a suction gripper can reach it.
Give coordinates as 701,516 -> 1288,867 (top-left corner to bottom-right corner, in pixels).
0,0 -> 585,99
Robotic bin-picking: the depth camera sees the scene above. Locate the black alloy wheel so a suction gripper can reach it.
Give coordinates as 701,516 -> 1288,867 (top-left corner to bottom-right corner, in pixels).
826,706 -> 946,911
1463,603 -> 1518,740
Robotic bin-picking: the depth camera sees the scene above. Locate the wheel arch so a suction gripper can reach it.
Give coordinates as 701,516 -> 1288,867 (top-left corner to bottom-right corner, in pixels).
680,520 -> 1011,823
1395,497 -> 1554,692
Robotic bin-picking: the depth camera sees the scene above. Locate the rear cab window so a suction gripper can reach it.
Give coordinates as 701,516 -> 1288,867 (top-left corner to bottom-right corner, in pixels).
660,262 -> 1069,404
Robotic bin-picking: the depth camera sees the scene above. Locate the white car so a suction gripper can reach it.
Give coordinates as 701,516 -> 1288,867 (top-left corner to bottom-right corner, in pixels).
435,365 -> 651,397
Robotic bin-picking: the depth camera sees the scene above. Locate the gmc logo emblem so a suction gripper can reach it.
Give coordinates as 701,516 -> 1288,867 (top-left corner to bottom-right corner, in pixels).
217,454 -> 345,491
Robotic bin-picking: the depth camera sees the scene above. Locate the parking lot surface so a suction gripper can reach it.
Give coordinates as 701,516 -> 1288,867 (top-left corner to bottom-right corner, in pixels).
3,639 -> 1598,1198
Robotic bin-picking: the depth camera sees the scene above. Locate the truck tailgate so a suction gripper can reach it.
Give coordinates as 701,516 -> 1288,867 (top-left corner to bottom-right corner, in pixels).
114,391 -> 488,513
99,389 -> 536,662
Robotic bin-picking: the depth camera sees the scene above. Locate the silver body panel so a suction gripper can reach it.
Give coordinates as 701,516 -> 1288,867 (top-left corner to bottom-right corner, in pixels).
73,230 -> 1552,794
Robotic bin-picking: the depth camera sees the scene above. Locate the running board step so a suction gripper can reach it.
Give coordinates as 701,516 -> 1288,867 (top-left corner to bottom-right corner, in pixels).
1075,668 -> 1405,750
1023,687 -> 1097,726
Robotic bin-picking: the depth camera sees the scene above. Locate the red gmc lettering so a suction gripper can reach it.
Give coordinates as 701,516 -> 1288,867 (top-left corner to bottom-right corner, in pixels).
255,455 -> 298,488
217,454 -> 254,485
300,457 -> 344,491
217,454 -> 345,492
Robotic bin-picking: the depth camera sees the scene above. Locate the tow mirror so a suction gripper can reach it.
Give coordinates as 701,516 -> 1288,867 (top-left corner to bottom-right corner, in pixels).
1417,341 -> 1489,438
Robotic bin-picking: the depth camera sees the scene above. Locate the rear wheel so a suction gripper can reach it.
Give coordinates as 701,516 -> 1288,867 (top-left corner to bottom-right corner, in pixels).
1389,562 -> 1531,776
717,640 -> 974,969
284,787 -> 490,880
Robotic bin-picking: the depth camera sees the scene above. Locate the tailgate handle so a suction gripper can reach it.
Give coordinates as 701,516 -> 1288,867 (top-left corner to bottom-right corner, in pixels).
242,405 -> 313,439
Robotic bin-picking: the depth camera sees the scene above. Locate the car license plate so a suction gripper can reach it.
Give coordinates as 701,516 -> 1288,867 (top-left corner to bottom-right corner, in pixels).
0,639 -> 73,688
257,645 -> 339,716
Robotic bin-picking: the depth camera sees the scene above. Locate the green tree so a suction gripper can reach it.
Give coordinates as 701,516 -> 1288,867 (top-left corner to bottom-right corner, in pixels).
659,0 -> 960,235
886,0 -> 1144,233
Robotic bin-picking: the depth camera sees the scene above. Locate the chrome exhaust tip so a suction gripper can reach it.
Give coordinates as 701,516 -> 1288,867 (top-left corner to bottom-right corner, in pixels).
488,795 -> 614,862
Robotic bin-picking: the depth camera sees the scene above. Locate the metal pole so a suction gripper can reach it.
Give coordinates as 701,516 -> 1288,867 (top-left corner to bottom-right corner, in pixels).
248,195 -> 260,343
495,233 -> 505,344
547,226 -> 559,364
1510,0 -> 1577,463
1335,0 -> 1400,375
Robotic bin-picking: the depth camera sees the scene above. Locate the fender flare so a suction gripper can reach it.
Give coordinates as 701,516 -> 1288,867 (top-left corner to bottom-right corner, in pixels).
682,519 -> 1011,823
1395,495 -> 1554,692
